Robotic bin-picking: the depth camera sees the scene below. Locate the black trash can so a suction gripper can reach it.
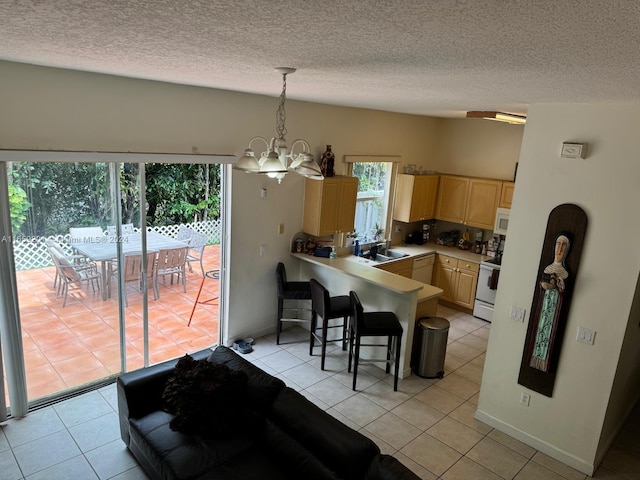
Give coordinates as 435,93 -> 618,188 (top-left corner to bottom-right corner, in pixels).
414,317 -> 450,379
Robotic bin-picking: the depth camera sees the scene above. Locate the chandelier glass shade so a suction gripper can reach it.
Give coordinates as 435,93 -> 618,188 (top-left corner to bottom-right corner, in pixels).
234,67 -> 323,183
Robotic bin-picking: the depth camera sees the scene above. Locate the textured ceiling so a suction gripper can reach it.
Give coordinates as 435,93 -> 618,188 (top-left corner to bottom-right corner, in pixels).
2,0 -> 640,117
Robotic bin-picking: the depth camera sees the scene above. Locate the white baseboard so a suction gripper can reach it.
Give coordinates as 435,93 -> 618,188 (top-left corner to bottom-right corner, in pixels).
474,408 -> 595,476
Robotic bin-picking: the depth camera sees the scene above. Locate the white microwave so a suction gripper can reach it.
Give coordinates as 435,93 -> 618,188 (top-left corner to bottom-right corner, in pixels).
494,207 -> 510,235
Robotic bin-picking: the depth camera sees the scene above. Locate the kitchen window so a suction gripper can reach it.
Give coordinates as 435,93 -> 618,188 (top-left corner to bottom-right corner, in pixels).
348,159 -> 397,243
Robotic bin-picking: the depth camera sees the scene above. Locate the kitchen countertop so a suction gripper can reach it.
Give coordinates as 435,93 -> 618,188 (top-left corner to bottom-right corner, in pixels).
293,242 -> 494,303
292,252 -> 443,303
382,242 -> 493,264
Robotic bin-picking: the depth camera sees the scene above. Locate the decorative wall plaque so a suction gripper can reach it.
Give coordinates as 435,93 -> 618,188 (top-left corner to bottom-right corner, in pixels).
518,204 -> 587,397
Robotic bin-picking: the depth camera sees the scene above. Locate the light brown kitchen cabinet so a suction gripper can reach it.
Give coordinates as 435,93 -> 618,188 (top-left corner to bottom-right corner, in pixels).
433,254 -> 479,309
374,258 -> 413,278
499,181 -> 515,208
435,175 -> 502,230
435,175 -> 468,224
465,178 -> 502,229
303,176 -> 359,236
393,174 -> 439,223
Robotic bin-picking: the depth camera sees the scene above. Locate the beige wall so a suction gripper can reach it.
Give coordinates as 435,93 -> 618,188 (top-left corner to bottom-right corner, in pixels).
433,119 -> 524,179
476,104 -> 640,474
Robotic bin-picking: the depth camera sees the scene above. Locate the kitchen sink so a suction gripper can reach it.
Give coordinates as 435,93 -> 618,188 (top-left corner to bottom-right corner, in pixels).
385,249 -> 409,259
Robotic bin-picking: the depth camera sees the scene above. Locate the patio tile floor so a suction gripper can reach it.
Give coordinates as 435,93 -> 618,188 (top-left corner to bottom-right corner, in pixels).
9,245 -> 221,406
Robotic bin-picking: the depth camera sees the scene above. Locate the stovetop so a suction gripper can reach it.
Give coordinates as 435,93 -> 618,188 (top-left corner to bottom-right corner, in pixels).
482,256 -> 502,267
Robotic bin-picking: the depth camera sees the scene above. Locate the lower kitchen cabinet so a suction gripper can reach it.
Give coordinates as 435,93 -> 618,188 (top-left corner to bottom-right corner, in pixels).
433,254 -> 479,309
375,258 -> 413,278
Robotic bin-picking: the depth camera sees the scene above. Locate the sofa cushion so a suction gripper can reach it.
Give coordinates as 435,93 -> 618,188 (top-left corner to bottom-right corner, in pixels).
269,387 -> 379,480
207,346 -> 285,412
162,354 -> 248,436
365,454 -> 421,480
259,418 -> 342,480
130,410 -> 261,480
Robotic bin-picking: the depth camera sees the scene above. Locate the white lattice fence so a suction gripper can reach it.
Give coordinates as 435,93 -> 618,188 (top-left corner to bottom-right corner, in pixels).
13,219 -> 222,271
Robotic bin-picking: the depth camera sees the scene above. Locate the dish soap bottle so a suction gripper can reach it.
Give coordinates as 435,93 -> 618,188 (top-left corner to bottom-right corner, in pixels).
330,246 -> 337,259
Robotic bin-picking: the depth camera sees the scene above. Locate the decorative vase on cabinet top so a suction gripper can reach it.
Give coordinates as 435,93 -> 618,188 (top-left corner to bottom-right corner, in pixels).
320,145 -> 335,177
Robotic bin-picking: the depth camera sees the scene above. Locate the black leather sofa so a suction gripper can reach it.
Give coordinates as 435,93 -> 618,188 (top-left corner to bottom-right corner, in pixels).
118,345 -> 420,480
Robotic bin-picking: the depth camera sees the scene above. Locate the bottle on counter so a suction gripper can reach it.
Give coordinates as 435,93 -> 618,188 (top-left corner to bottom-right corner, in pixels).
353,240 -> 360,256
330,246 -> 337,259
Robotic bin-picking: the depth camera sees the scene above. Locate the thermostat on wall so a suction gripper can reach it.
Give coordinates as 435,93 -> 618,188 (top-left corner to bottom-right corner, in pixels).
561,142 -> 586,159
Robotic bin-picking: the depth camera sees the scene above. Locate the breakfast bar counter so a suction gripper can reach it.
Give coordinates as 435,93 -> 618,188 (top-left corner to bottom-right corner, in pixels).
292,253 -> 443,379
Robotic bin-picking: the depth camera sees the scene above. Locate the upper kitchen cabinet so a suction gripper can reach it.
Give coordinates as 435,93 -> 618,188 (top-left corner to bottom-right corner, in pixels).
499,181 -> 515,208
303,176 -> 359,236
393,174 -> 439,223
435,175 -> 468,224
436,175 -> 502,230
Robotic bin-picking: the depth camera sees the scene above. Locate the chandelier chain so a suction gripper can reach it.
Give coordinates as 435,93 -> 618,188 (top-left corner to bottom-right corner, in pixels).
275,73 -> 287,140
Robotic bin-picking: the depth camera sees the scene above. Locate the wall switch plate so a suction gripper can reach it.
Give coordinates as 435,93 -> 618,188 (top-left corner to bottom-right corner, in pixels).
259,245 -> 267,256
278,223 -> 285,234
509,306 -> 526,322
520,392 -> 531,406
576,326 -> 596,345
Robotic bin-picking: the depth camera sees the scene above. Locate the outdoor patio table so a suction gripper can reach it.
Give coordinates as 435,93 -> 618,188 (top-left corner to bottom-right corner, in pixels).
72,231 -> 188,300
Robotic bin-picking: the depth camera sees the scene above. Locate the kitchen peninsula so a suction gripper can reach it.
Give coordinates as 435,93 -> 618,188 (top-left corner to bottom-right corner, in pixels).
292,251 -> 443,379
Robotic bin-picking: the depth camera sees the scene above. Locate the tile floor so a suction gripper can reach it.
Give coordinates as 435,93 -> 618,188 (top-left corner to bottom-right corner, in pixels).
1,305 -> 638,479
12,245 -> 220,404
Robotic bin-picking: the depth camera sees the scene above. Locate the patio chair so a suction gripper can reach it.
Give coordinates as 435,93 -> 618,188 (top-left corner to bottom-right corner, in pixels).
69,226 -> 105,243
45,238 -> 88,289
107,223 -> 135,236
49,250 -> 101,307
153,246 -> 189,299
69,226 -> 105,260
176,225 -> 194,242
108,251 -> 157,306
186,231 -> 207,276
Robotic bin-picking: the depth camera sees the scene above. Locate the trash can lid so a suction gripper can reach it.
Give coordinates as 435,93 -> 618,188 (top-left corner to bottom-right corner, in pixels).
418,317 -> 450,330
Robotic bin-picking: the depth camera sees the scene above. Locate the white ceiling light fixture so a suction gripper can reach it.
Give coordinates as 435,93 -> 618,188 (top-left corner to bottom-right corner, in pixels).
234,67 -> 323,183
466,111 -> 527,125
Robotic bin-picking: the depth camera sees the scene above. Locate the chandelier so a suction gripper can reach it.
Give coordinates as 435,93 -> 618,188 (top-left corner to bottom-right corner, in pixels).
233,67 -> 323,183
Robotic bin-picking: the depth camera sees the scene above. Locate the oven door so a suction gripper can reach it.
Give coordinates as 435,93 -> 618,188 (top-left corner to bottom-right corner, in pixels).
476,264 -> 499,304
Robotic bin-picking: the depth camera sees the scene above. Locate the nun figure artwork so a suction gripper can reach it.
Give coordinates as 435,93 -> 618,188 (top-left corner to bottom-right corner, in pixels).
529,234 -> 570,372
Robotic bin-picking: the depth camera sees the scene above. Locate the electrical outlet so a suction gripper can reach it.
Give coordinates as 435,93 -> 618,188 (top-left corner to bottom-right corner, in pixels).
394,226 -> 402,233
576,326 -> 596,345
520,392 -> 531,406
509,306 -> 526,322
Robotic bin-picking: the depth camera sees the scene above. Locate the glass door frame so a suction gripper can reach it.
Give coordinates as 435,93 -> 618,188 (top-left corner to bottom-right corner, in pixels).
0,150 -> 233,416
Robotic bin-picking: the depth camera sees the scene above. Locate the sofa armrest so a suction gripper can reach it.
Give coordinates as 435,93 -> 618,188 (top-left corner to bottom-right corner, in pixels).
117,348 -> 212,446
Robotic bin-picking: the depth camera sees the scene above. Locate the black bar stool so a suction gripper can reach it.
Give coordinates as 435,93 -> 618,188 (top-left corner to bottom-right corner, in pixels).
309,278 -> 351,370
348,291 -> 403,391
275,262 -> 312,344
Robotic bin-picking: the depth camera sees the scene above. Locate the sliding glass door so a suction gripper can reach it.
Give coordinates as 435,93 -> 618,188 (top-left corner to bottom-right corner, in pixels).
2,156 -> 224,410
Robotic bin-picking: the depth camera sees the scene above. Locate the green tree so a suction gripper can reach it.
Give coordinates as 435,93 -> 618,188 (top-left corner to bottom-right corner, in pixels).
8,183 -> 30,232
10,161 -> 221,235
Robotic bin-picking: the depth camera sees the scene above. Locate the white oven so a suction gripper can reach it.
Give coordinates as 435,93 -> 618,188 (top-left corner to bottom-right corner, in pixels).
473,258 -> 501,322
494,207 -> 510,235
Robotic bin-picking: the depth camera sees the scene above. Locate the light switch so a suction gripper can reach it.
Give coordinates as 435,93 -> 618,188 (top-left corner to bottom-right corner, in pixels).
576,326 -> 596,345
259,245 -> 267,256
509,306 -> 526,322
